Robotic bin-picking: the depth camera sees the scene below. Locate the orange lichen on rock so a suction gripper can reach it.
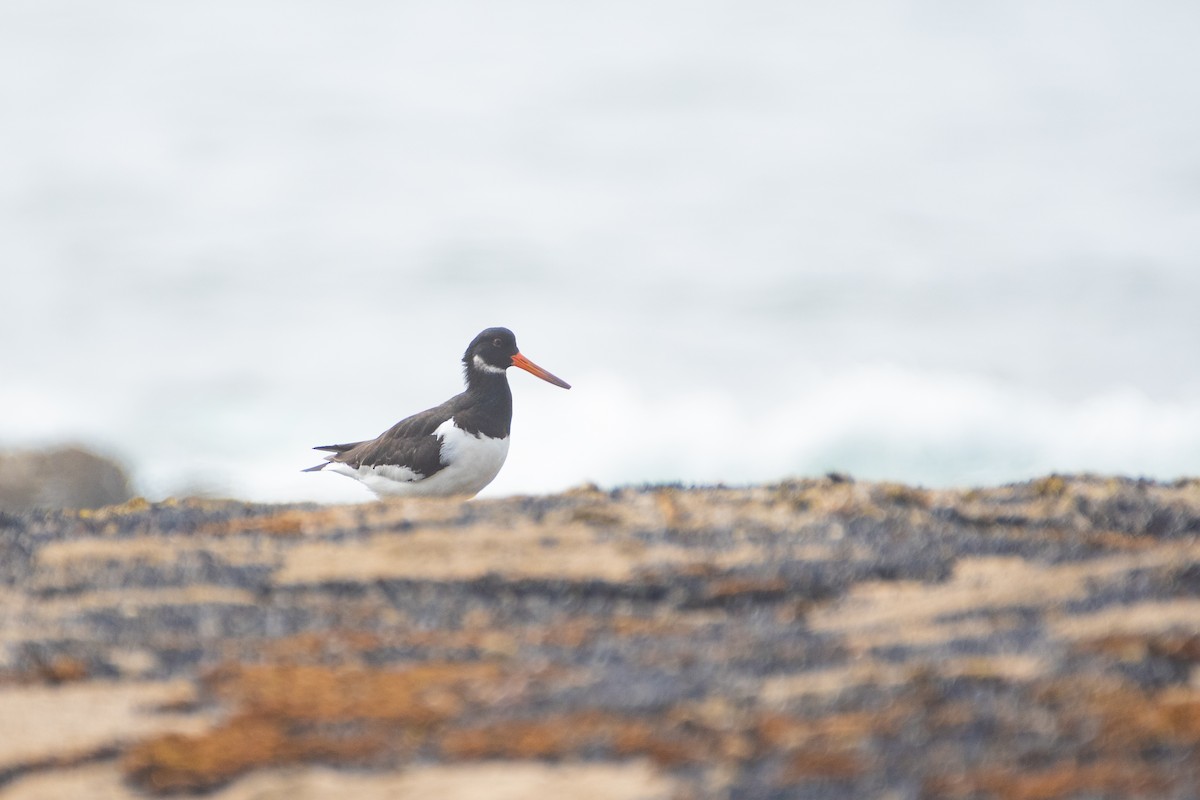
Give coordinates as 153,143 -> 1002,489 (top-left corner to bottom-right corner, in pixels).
439,710 -> 719,767
124,715 -> 288,794
928,762 -> 1174,800
201,508 -> 347,537
123,661 -> 521,793
208,661 -> 510,724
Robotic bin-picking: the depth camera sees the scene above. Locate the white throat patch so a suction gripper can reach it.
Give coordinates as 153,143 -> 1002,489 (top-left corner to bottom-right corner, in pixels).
472,354 -> 507,374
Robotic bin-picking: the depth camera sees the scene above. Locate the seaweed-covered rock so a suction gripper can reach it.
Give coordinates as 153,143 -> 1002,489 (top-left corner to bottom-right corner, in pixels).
0,475 -> 1198,799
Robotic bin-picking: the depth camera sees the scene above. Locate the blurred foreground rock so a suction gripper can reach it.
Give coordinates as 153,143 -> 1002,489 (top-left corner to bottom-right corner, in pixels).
1,475 -> 1199,799
0,446 -> 132,512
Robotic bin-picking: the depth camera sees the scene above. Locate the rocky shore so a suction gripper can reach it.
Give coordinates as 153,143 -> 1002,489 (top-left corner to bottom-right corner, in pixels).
1,475 -> 1199,799
0,447 -> 132,513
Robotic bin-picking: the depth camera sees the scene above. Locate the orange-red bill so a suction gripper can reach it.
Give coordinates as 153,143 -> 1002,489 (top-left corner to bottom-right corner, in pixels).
511,352 -> 571,389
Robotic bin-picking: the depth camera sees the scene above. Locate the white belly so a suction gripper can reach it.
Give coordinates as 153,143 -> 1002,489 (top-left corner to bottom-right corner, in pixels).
329,418 -> 510,498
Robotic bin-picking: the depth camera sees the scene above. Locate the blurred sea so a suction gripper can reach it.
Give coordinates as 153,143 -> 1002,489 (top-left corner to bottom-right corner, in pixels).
2,1 -> 1199,503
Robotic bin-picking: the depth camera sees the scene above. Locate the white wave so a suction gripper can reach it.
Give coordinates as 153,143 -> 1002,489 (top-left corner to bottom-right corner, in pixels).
490,367 -> 1200,496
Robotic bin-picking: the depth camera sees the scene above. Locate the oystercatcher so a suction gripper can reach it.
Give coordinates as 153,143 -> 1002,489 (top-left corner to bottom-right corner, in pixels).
304,327 -> 570,498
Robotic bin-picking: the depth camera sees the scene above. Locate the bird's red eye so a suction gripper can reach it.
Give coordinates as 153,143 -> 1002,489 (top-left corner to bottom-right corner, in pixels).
493,338 -> 503,347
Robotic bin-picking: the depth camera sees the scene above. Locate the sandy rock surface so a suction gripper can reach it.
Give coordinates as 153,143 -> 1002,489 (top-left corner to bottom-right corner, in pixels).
1,475 -> 1199,799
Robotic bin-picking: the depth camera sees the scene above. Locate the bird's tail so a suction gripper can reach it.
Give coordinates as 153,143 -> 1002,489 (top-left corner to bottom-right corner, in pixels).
313,442 -> 360,454
302,441 -> 363,473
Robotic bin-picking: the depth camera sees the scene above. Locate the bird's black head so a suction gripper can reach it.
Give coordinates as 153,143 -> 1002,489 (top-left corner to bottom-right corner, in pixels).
464,327 -> 519,372
462,327 -> 571,389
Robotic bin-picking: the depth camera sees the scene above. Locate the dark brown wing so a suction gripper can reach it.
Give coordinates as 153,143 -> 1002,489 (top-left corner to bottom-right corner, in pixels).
306,393 -> 471,479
